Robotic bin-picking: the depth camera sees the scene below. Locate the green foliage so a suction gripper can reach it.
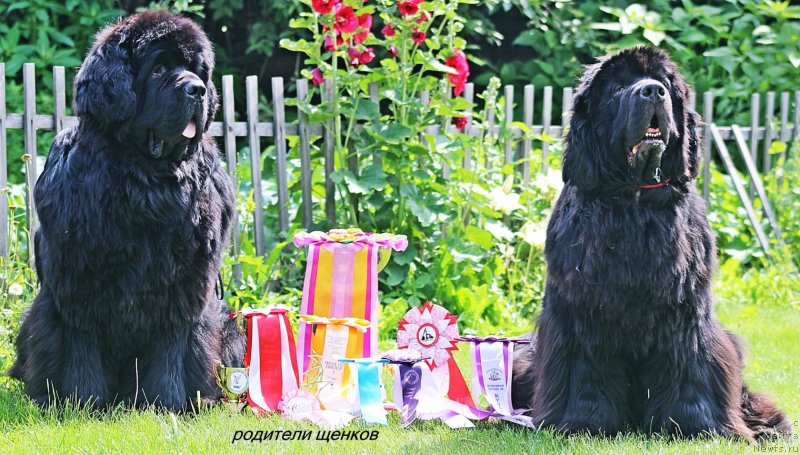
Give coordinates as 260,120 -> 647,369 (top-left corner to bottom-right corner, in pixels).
269,0 -> 558,335
500,0 -> 800,124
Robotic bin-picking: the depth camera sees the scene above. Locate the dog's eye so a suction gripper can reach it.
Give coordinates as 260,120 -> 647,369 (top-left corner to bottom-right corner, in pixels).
153,64 -> 166,75
612,83 -> 624,93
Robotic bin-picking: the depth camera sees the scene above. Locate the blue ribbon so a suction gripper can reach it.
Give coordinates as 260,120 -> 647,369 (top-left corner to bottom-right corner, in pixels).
337,358 -> 388,425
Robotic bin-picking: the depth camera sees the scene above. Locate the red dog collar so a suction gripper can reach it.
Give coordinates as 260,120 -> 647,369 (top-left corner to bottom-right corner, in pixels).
638,177 -> 671,189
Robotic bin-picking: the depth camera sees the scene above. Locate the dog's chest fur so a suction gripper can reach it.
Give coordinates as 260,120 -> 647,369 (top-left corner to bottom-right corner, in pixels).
35,127 -> 234,341
544,184 -> 716,355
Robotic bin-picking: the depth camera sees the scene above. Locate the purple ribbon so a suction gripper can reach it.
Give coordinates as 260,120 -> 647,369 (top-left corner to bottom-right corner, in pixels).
398,363 -> 423,427
456,335 -> 531,344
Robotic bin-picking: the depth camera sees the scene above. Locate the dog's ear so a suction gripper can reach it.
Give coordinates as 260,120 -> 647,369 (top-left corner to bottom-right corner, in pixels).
73,35 -> 136,124
204,79 -> 218,132
685,109 -> 701,180
562,91 -> 600,191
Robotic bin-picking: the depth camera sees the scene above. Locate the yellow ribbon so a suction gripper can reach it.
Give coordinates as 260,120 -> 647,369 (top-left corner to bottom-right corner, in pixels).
300,314 -> 371,333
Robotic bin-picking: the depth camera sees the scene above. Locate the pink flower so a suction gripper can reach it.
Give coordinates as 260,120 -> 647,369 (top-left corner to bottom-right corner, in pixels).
311,0 -> 339,14
323,35 -> 342,52
398,1 -> 421,17
452,116 -> 469,131
353,14 -> 372,44
411,28 -> 426,45
445,50 -> 470,97
388,45 -> 398,57
381,24 -> 395,37
347,47 -> 362,66
417,12 -> 430,24
334,5 -> 358,34
360,47 -> 375,65
311,67 -> 325,86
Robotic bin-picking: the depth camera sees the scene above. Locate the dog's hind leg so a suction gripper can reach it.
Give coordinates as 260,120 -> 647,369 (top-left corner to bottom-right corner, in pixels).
641,323 -> 755,442
13,290 -> 111,408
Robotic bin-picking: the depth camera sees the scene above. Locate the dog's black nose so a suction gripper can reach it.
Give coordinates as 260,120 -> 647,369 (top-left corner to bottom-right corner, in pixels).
639,81 -> 667,102
184,80 -> 206,98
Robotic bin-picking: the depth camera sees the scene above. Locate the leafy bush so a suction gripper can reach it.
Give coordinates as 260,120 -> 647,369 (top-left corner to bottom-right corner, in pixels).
500,0 -> 800,124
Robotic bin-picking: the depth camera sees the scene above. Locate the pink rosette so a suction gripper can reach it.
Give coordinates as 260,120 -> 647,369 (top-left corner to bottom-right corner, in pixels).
293,229 -> 408,251
397,301 -> 459,369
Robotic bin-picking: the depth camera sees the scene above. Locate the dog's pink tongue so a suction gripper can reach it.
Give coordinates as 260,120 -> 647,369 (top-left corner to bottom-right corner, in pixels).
182,121 -> 197,138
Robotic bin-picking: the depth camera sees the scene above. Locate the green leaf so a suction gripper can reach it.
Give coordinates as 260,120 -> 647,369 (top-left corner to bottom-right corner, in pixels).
366,123 -> 413,144
354,100 -> 380,120
393,243 -> 418,266
465,225 -> 493,250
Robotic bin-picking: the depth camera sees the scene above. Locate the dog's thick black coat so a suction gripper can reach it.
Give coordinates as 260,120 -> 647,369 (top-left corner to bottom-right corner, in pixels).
511,46 -> 791,442
10,12 -> 245,411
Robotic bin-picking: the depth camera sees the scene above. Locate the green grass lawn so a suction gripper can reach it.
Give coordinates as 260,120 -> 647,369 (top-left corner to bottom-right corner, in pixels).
1,301 -> 797,454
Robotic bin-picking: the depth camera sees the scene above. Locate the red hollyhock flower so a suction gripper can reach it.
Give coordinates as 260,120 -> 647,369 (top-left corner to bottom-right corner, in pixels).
311,0 -> 338,15
381,24 -> 395,37
347,47 -> 362,66
452,116 -> 469,131
398,1 -> 420,17
311,67 -> 325,86
323,33 -> 344,52
334,5 -> 358,34
388,45 -> 398,57
417,12 -> 430,24
411,28 -> 426,45
359,47 -> 375,65
353,14 -> 372,45
445,50 -> 470,97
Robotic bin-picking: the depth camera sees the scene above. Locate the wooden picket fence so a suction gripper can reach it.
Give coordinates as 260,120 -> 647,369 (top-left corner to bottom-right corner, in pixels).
0,63 -> 798,262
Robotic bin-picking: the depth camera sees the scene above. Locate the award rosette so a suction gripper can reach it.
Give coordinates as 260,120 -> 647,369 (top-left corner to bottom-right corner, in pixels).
293,228 -> 408,408
394,301 -> 486,428
456,335 -> 535,427
238,306 -> 300,415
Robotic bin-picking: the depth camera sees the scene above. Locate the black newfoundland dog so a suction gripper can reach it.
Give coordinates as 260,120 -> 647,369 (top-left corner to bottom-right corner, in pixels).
511,46 -> 792,442
10,12 -> 245,410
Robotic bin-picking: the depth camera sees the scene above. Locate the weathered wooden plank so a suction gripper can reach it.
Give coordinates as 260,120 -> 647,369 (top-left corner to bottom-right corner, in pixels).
731,125 -> 782,242
778,91 -> 790,188
323,79 -> 336,223
561,87 -> 573,133
462,83 -> 474,170
541,86 -> 553,174
2,113 -> 778,144
23,63 -> 38,263
504,85 -> 514,166
762,91 -> 775,173
246,75 -> 265,256
272,77 -> 290,234
296,79 -> 313,229
749,93 -> 760,199
709,124 -> 770,254
520,84 -> 534,185
702,91 -> 713,203
484,97 -> 495,170
794,91 -> 800,145
53,66 -> 66,133
0,63 -> 7,257
221,75 -> 241,283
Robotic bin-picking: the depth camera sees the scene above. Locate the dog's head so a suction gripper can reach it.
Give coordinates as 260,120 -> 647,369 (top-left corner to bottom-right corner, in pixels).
74,11 -> 217,160
563,46 -> 700,191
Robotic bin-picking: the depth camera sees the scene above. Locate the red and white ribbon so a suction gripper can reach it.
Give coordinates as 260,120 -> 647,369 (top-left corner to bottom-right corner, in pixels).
240,307 -> 299,415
